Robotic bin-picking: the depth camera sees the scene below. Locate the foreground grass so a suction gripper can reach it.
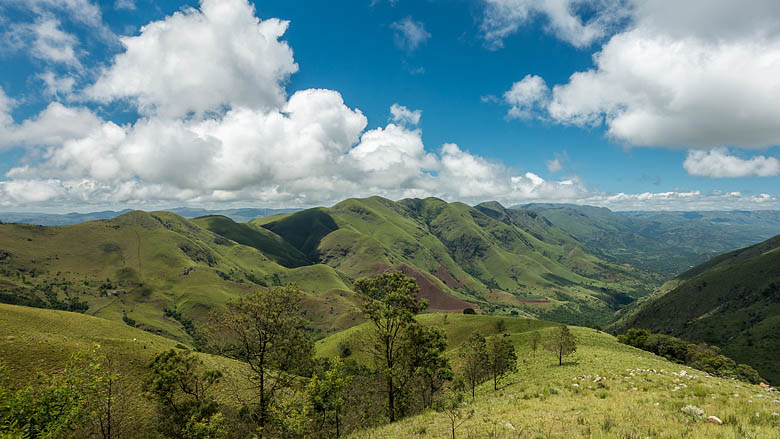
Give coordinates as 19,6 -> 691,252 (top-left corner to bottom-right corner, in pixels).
0,303 -> 254,437
343,324 -> 780,439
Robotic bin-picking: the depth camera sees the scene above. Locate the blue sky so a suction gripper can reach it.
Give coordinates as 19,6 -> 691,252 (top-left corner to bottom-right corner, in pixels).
1,0 -> 779,212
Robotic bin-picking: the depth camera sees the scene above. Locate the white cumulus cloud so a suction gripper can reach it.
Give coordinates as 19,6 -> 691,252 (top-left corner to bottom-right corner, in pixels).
683,149 -> 780,178
500,0 -> 780,163
87,0 -> 298,118
504,74 -> 550,119
389,104 -> 422,126
481,0 -> 628,49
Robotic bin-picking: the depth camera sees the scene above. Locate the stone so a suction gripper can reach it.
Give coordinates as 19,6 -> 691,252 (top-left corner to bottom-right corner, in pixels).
706,416 -> 723,425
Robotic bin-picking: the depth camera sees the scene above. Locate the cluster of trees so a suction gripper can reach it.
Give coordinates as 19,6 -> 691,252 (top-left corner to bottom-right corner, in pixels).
1,273 -> 582,439
618,329 -> 763,384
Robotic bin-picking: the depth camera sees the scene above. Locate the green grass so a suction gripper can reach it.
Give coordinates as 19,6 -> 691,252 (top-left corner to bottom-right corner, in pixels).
332,315 -> 780,439
191,215 -> 309,267
616,234 -> 780,384
0,210 -> 363,341
0,303 -> 253,437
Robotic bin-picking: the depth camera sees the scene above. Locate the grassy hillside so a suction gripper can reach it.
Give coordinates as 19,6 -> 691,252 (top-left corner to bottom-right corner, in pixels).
521,204 -> 780,276
0,303 -> 252,437
191,215 -> 310,267
615,234 -> 780,384
0,211 -> 361,341
258,197 -> 660,326
319,315 -> 780,439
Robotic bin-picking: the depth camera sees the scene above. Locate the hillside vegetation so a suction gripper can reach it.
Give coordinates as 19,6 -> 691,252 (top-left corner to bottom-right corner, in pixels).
256,197 -> 661,325
615,234 -> 780,384
0,303 -> 253,438
0,210 -> 362,343
314,315 -> 780,439
522,204 -> 780,275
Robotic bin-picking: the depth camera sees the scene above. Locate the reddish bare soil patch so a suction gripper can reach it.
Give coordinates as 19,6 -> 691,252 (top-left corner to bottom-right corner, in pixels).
371,264 -> 475,311
432,264 -> 464,288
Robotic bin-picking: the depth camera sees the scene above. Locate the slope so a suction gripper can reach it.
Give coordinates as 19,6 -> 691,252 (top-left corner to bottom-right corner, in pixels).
521,203 -> 780,276
191,215 -> 310,267
615,234 -> 780,383
0,303 -> 253,438
314,314 -> 780,439
0,211 -> 361,342
257,197 -> 660,325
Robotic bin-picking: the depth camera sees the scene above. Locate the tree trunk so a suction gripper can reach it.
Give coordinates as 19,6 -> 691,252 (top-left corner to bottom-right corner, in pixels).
388,376 -> 395,423
259,369 -> 266,435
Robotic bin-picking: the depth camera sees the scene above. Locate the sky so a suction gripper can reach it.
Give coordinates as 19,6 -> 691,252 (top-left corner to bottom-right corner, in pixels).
1,0 -> 780,212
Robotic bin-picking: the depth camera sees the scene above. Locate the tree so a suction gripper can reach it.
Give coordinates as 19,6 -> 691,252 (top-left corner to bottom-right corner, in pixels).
486,336 -> 517,390
354,271 -> 428,423
461,332 -> 488,400
307,358 -> 353,438
530,331 -> 541,356
494,319 -> 507,334
404,325 -> 452,409
435,387 -> 473,439
206,285 -> 313,434
544,325 -> 577,366
144,349 -> 225,439
0,349 -> 102,438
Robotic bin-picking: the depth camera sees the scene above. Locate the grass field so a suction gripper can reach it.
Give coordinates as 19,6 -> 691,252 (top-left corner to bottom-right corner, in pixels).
326,317 -> 780,439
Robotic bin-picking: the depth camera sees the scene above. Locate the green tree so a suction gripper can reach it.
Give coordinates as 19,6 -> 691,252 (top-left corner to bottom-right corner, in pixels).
530,331 -> 541,356
206,285 -> 313,434
354,271 -> 428,423
0,347 -> 106,439
307,358 -> 353,438
461,332 -> 488,400
435,385 -> 473,439
494,319 -> 507,334
404,325 -> 452,409
486,336 -> 517,390
144,349 -> 224,439
544,325 -> 577,366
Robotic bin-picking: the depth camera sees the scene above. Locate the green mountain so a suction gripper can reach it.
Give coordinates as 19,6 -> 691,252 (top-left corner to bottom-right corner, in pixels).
519,203 -> 780,275
0,210 -> 362,342
0,207 -> 299,226
256,197 -> 660,325
614,234 -> 780,383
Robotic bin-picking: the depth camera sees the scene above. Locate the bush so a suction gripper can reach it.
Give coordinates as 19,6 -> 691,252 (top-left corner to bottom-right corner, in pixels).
462,308 -> 476,315
618,329 -> 765,384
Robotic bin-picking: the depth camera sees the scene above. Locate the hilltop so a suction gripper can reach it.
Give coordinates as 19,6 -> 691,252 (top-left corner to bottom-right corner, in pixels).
614,234 -> 780,383
0,197 -> 665,336
0,210 -> 363,343
255,196 -> 661,325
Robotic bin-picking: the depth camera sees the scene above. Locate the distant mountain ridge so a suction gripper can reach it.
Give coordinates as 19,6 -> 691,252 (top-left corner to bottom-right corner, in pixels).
0,207 -> 300,226
614,233 -> 780,383
517,203 -> 780,275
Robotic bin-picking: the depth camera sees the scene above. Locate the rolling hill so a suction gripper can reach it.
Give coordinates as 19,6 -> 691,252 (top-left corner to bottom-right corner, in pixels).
0,303 -> 254,438
255,197 -> 661,325
520,204 -> 780,275
614,234 -> 780,384
0,210 -> 363,343
314,314 -> 780,439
